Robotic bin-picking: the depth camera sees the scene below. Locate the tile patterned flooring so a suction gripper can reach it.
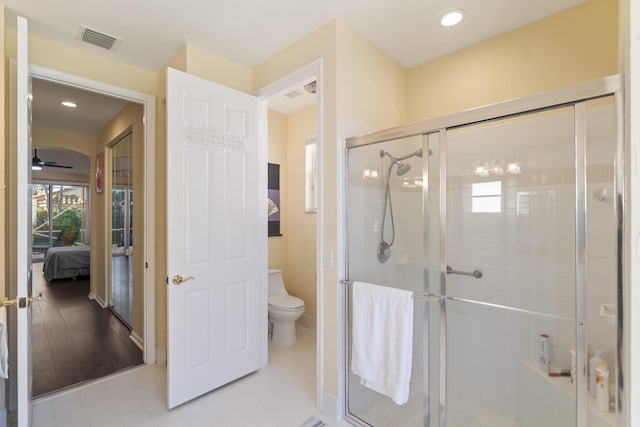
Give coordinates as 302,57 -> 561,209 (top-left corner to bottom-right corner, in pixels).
32,326 -> 339,427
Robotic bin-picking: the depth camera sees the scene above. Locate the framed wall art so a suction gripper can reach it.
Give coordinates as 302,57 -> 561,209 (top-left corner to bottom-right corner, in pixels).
268,163 -> 281,236
96,151 -> 105,193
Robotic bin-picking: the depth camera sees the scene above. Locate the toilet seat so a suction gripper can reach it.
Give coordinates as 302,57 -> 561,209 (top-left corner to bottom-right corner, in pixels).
268,295 -> 304,311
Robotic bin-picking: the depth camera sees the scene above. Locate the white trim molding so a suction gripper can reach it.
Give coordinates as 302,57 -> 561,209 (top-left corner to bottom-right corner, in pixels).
129,331 -> 144,351
88,292 -> 108,309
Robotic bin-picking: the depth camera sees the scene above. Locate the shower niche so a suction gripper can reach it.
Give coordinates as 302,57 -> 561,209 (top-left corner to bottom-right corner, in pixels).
344,78 -> 622,427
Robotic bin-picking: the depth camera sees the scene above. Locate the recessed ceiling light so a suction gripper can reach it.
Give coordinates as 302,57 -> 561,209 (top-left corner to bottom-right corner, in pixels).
440,10 -> 465,27
61,100 -> 78,108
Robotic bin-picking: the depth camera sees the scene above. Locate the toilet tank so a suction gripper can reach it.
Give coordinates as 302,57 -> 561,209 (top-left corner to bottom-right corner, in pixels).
268,269 -> 287,297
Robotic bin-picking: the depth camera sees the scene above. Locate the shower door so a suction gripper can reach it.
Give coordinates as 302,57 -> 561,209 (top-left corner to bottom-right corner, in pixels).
345,90 -> 621,427
439,106 -> 579,427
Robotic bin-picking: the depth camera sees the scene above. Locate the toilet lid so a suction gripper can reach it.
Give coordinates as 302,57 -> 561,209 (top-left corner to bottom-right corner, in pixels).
268,295 -> 304,310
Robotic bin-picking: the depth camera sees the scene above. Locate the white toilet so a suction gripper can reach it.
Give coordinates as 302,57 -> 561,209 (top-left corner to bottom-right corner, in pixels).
268,268 -> 305,347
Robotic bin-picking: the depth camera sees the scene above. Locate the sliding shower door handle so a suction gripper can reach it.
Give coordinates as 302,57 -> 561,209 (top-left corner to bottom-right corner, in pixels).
446,266 -> 483,279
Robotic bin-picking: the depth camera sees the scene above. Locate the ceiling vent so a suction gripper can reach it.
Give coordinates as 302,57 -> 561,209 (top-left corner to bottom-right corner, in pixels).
284,90 -> 303,99
81,27 -> 117,50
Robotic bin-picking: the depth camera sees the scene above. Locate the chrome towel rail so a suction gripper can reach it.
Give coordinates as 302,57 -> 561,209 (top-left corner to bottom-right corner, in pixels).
446,266 -> 483,279
340,280 -> 444,303
341,280 -> 572,322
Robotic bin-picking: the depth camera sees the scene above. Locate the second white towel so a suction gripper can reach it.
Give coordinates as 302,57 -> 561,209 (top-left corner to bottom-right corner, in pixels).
0,306 -> 8,379
351,281 -> 414,405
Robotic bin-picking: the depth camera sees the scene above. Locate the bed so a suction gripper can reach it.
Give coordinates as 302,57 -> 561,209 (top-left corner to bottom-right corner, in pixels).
42,246 -> 91,281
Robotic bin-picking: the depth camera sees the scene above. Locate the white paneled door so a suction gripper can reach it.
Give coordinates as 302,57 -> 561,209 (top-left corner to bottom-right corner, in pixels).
15,15 -> 34,427
166,68 -> 267,408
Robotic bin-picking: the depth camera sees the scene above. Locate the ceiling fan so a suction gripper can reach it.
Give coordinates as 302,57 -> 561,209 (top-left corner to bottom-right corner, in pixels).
32,149 -> 73,170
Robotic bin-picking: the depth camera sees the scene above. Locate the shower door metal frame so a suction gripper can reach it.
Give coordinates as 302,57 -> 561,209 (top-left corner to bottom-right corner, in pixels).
343,74 -> 624,427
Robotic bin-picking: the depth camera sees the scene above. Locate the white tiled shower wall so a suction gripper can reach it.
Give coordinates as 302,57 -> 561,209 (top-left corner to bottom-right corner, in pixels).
345,99 -> 617,426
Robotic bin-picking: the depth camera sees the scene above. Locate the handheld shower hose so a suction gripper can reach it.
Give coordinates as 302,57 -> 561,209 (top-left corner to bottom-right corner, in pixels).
377,148 -> 423,263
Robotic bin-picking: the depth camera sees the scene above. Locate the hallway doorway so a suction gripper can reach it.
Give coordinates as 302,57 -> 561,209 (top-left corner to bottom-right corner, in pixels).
21,66 -> 156,402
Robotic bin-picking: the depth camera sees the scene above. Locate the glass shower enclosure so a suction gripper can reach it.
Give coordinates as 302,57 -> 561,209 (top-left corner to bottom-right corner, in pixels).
344,76 -> 623,427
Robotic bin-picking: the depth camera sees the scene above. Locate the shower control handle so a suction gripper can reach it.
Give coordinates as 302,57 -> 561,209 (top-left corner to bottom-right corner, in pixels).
172,274 -> 195,285
446,266 -> 483,279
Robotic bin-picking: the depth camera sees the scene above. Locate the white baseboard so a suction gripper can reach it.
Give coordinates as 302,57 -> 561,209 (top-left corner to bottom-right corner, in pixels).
88,292 -> 107,308
321,391 -> 339,423
156,348 -> 167,365
129,331 -> 143,350
297,314 -> 316,331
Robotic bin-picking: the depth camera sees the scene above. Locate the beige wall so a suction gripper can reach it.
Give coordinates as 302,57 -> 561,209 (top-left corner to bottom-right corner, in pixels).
255,19 -> 410,399
32,126 -> 95,157
285,106 -> 317,318
32,126 -> 94,183
268,110 -> 288,270
267,107 -> 318,319
160,43 -> 254,93
5,29 -> 157,96
254,19 -> 341,396
94,103 -> 145,339
182,44 -> 253,93
336,20 -> 407,130
407,0 -> 619,122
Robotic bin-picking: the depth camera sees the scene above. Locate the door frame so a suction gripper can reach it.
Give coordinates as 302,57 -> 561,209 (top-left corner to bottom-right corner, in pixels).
256,59 -> 324,410
29,64 -> 157,364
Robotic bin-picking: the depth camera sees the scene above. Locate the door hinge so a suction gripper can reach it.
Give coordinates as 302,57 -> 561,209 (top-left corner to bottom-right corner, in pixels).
145,262 -> 149,269
165,276 -> 169,285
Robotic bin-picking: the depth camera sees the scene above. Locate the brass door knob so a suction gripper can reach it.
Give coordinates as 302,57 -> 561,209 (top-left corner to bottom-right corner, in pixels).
172,275 -> 195,285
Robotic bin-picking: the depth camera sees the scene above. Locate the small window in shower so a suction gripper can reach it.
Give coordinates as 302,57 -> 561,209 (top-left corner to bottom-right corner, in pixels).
472,181 -> 502,213
305,136 -> 318,213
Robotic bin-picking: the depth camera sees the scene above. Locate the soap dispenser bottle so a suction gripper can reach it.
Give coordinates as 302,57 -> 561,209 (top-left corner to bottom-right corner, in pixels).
590,350 -> 605,397
596,361 -> 610,412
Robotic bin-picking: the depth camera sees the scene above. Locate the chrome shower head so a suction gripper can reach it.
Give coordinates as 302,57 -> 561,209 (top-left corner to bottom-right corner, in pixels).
395,162 -> 411,176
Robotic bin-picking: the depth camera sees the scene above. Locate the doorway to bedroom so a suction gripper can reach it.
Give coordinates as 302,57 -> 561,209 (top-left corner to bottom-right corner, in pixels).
29,77 -> 144,397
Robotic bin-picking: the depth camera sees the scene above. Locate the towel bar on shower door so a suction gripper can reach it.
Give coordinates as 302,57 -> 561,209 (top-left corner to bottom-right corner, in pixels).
340,280 -> 444,303
446,266 -> 483,279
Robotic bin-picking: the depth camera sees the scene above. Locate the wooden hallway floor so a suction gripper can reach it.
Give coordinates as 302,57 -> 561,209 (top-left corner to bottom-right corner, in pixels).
31,262 -> 143,397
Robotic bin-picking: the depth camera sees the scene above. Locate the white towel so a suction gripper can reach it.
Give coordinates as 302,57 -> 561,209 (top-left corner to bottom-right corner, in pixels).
0,306 -> 8,379
351,281 -> 413,405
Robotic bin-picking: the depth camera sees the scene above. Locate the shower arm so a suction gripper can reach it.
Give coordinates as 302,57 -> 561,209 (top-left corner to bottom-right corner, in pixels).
380,148 -> 422,163
394,148 -> 423,161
